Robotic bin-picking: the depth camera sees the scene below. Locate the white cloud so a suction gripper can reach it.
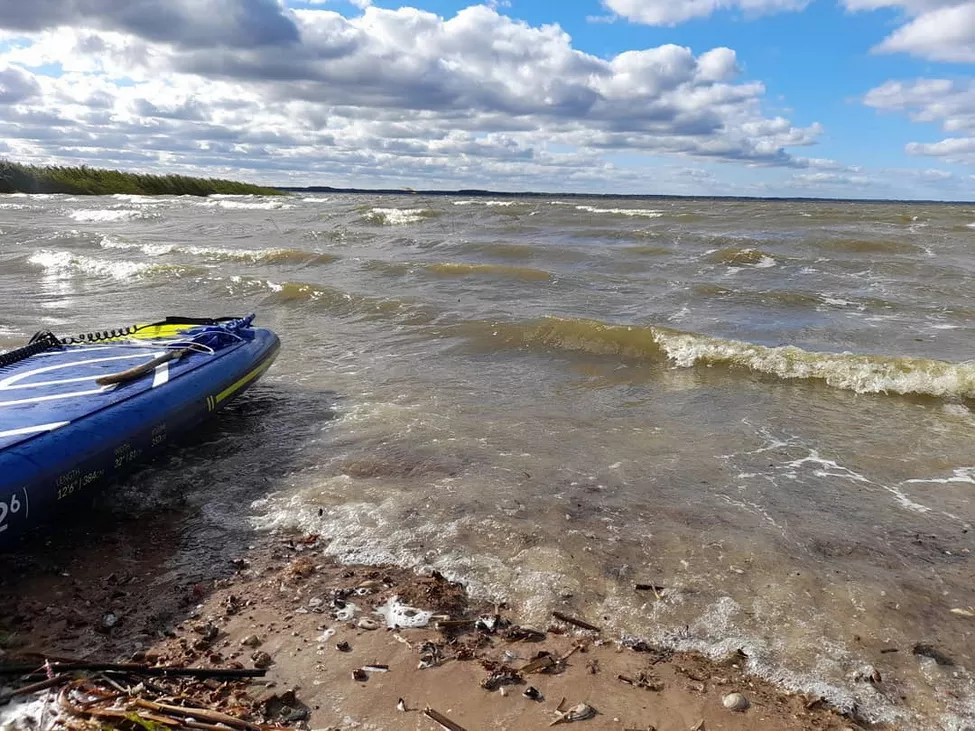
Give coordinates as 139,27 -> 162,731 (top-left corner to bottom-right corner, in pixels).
600,0 -> 809,25
602,0 -> 973,64
865,78 -> 975,164
843,0 -> 975,62
0,4 -> 826,192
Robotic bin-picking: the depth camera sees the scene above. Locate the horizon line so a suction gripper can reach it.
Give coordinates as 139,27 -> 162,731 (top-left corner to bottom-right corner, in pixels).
277,185 -> 974,205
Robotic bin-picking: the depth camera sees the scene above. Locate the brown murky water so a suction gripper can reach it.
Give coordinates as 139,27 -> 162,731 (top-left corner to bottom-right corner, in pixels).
1,192 -> 974,729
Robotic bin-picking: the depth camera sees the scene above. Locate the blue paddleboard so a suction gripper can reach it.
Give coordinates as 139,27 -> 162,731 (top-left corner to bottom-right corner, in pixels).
0,314 -> 280,545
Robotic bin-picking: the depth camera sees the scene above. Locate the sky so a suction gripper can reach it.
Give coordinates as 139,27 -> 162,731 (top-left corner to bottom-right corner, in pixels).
0,0 -> 972,200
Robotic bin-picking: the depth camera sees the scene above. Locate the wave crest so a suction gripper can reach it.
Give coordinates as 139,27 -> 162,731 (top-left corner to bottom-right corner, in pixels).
455,316 -> 975,400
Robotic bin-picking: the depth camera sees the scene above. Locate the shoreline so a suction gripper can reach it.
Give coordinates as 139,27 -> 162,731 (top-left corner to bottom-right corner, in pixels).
1,521 -> 882,731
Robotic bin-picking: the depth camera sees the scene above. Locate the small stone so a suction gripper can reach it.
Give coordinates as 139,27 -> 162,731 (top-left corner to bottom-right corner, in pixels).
251,651 -> 273,669
356,617 -> 379,630
241,635 -> 262,648
722,692 -> 749,711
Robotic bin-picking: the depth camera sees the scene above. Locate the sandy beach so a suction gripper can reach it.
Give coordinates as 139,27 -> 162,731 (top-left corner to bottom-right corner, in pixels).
1,515 -> 884,731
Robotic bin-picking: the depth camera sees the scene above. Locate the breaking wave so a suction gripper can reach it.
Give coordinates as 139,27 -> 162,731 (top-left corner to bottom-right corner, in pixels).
452,316 -> 975,400
97,238 -> 337,265
66,209 -> 159,223
27,250 -> 201,280
453,200 -> 521,207
709,247 -> 777,268
195,196 -> 294,210
362,208 -> 442,225
573,205 -> 664,218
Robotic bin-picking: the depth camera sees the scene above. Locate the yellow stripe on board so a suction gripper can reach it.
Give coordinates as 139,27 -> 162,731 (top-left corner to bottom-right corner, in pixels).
215,356 -> 276,405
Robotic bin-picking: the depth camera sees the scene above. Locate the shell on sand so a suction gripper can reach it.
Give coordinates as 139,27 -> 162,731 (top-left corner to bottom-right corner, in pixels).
722,692 -> 750,711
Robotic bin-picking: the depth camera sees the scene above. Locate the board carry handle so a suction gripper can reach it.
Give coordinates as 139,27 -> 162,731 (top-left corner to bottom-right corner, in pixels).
95,348 -> 190,387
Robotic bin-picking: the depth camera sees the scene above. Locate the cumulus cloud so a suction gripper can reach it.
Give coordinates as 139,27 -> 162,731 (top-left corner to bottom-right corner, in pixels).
0,64 -> 40,104
599,0 -> 809,25
865,78 -> 975,164
0,3 -> 826,191
602,0 -> 972,65
842,0 -> 975,62
0,0 -> 299,48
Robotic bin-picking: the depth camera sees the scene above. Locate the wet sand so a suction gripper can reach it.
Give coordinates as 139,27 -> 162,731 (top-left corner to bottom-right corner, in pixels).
1,522 -> 884,731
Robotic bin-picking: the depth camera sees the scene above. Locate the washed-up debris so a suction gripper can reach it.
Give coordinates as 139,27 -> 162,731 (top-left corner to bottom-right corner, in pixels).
357,617 -> 379,630
950,607 -> 975,618
0,660 -> 275,731
475,614 -> 509,633
396,697 -> 407,712
479,661 -> 521,691
552,612 -> 601,633
259,688 -> 311,724
854,666 -> 882,684
352,668 -> 368,681
550,702 -> 596,725
523,686 -> 542,701
335,601 -> 359,621
504,625 -> 546,642
362,664 -> 389,673
520,652 -> 556,675
374,596 -> 439,629
722,692 -> 749,711
912,643 -> 954,666
425,706 -> 468,731
0,660 -> 267,680
418,641 -> 442,669
617,672 -> 664,691
635,583 -> 665,599
336,641 -> 352,652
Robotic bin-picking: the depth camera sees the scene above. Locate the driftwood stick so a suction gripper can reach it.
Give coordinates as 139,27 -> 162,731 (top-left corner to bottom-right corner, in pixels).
0,674 -> 68,705
551,611 -> 601,633
1,662 -> 266,680
424,707 -> 468,731
133,698 -> 262,731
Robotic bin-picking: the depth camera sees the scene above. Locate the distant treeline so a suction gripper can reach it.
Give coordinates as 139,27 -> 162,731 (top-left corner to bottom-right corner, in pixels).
0,160 -> 283,196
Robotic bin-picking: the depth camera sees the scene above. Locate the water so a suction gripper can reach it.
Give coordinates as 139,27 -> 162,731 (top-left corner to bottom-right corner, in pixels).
2,192 -> 974,729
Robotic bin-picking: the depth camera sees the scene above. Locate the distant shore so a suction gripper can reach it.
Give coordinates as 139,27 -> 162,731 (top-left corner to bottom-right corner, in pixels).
0,160 -> 282,197
285,185 -> 974,206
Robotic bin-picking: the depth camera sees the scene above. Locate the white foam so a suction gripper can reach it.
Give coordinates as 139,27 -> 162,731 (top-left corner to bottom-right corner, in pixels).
198,199 -> 293,210
649,327 -> 975,400
453,200 -> 518,207
98,237 -> 176,256
28,250 -> 168,280
374,596 -> 435,628
574,205 -> 664,218
67,209 -> 155,223
905,467 -> 975,485
365,208 -> 430,225
754,255 -> 777,268
0,689 -> 60,731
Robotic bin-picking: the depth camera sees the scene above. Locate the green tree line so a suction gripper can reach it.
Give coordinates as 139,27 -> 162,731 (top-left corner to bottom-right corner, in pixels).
0,159 -> 283,196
